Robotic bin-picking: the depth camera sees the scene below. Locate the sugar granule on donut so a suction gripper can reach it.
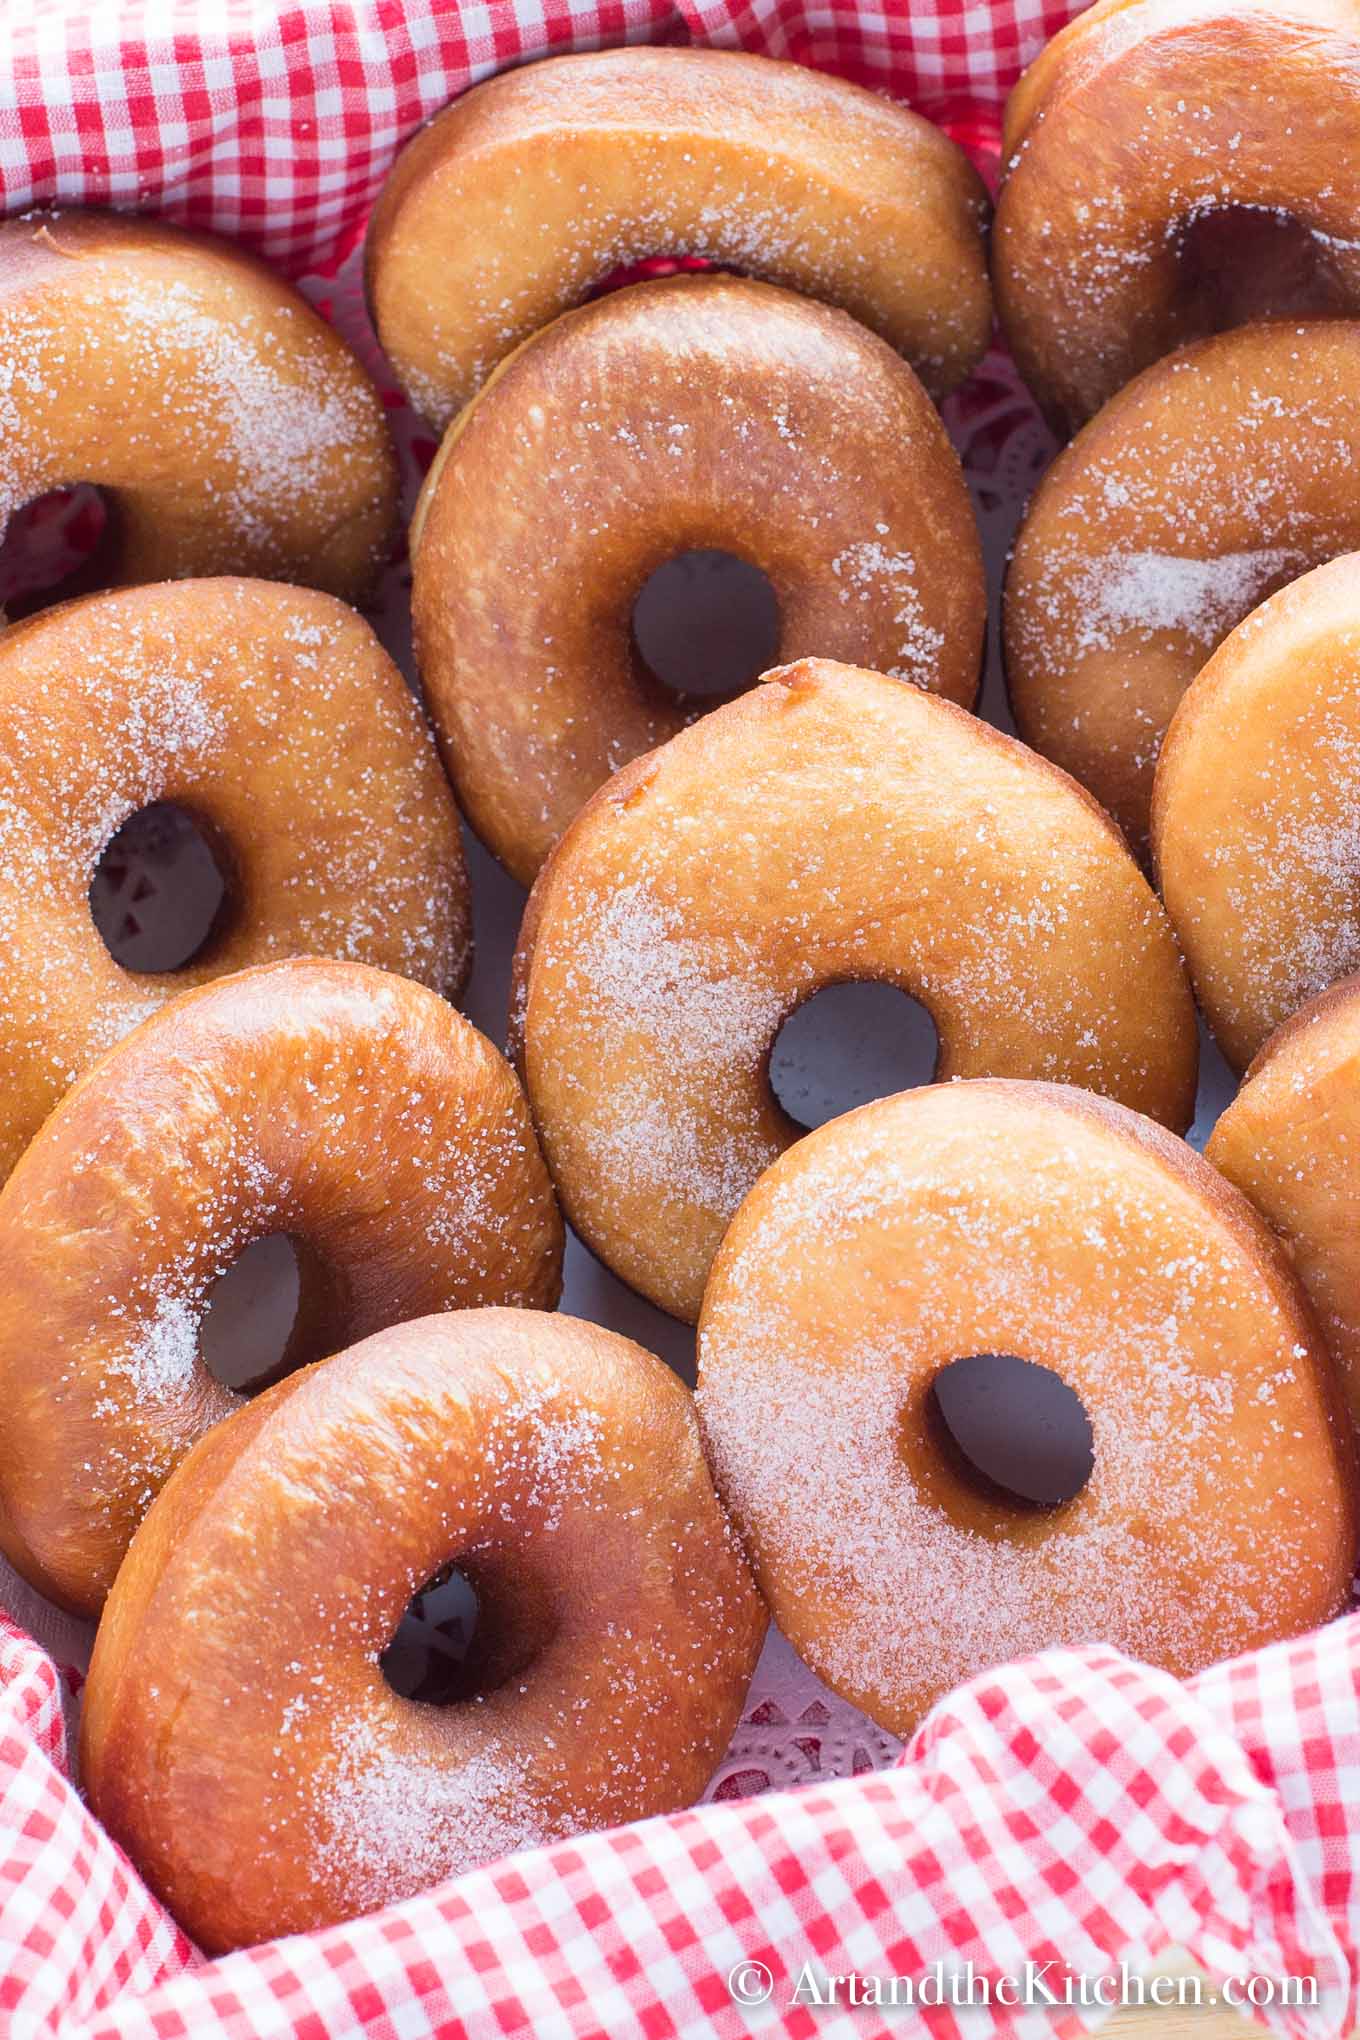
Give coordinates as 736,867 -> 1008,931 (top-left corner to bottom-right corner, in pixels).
0,577 -> 470,1181
81,1309 -> 766,1951
0,959 -> 563,1617
513,658 -> 1196,1322
697,1081 -> 1358,1737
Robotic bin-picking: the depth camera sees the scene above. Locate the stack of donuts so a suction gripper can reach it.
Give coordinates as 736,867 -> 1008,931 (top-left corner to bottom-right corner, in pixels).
4,6 -> 1360,1957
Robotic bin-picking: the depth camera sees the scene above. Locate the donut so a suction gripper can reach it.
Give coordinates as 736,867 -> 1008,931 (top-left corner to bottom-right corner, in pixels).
1004,320 -> 1360,852
1152,554 -> 1360,1070
512,658 -> 1198,1324
697,1080 -> 1359,1737
412,275 -> 986,883
0,959 -> 563,1617
0,577 -> 469,1184
365,46 -> 991,429
993,0 -> 1360,434
81,1306 -> 765,1950
1208,976 -> 1360,1428
0,209 -> 397,606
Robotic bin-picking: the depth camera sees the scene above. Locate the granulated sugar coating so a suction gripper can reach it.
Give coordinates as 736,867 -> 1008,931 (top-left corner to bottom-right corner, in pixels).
0,208 -> 397,600
79,1310 -> 766,1952
0,960 -> 564,1617
516,659 -> 1197,1323
0,577 -> 470,1183
1005,322 -> 1360,852
696,1081 -> 1360,1740
410,273 -> 984,886
1155,554 -> 1360,1071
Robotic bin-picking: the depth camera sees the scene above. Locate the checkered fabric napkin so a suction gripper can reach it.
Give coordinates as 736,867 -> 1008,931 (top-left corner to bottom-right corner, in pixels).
12,3 -> 1351,2038
5,1605 -> 1360,2040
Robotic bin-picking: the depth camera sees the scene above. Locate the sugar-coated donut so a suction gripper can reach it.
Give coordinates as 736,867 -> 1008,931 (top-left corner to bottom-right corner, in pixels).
1004,321 -> 1360,851
412,276 -> 985,883
697,1081 -> 1359,1737
0,961 -> 563,1617
0,578 -> 469,1184
82,1307 -> 765,1951
0,210 -> 397,604
1208,977 -> 1360,1429
366,47 -> 991,428
1153,555 -> 1360,1070
513,659 -> 1197,1323
994,0 -> 1360,433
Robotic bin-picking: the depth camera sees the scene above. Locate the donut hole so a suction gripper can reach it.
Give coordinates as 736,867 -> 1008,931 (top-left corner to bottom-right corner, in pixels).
631,549 -> 780,701
90,802 -> 232,973
768,981 -> 939,1131
198,1234 -> 345,1397
0,484 -> 113,618
923,1353 -> 1095,1516
586,254 -> 727,301
380,1553 -> 556,1708
1172,205 -> 1349,333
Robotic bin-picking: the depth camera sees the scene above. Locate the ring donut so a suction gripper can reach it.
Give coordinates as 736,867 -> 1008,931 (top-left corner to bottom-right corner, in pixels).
0,577 -> 469,1183
412,275 -> 985,882
82,1307 -> 765,1952
697,1080 -> 1359,1737
1209,976 -> 1360,1428
0,210 -> 397,604
994,0 -> 1360,433
512,659 -> 1197,1323
0,959 -> 563,1616
1004,320 -> 1360,852
1153,554 -> 1360,1070
366,46 -> 992,428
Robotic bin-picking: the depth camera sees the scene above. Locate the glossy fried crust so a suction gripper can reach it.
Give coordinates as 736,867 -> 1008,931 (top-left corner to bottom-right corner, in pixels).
1208,973 -> 1360,1428
994,0 -> 1360,434
412,276 -> 985,883
81,1308 -> 766,1953
0,961 -> 563,1617
1004,321 -> 1360,853
697,1080 -> 1359,1737
0,577 -> 470,1183
0,209 -> 397,601
513,659 -> 1197,1323
1153,554 -> 1360,1070
366,46 -> 991,427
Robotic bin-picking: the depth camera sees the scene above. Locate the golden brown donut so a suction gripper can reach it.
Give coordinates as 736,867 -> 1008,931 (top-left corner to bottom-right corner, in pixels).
366,46 -> 992,428
1208,976 -> 1360,1429
0,577 -> 469,1184
1153,554 -> 1360,1070
994,0 -> 1360,434
0,209 -> 397,604
697,1080 -> 1359,1738
513,659 -> 1197,1323
82,1307 -> 765,1951
0,960 -> 563,1617
1004,320 -> 1360,852
412,275 -> 985,883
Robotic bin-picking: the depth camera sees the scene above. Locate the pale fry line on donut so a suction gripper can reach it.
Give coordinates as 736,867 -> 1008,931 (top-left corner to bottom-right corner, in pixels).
0,577 -> 471,1183
366,46 -> 992,428
697,1080 -> 1359,1738
0,959 -> 563,1617
515,658 -> 1196,1324
0,209 -> 398,604
81,1308 -> 765,1952
412,275 -> 985,884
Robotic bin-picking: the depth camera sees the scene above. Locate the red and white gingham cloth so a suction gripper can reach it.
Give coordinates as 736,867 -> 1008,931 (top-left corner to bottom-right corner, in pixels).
10,3 -> 1357,2037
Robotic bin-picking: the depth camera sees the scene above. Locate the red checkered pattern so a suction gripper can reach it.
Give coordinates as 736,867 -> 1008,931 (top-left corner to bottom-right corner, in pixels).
0,0 -> 1077,281
4,1606 -> 1360,2040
